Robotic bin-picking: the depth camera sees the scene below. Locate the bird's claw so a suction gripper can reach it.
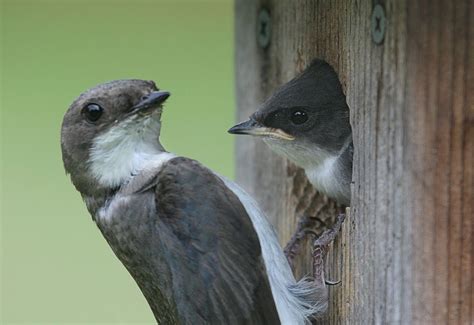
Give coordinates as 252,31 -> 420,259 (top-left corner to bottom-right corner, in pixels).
284,213 -> 346,287
284,215 -> 324,270
313,213 -> 345,250
312,213 -> 345,286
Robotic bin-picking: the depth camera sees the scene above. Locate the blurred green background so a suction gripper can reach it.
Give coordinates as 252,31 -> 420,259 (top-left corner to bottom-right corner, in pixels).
1,0 -> 235,323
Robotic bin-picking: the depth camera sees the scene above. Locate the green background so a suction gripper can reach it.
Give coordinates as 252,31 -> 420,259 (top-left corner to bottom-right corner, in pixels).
1,0 -> 235,323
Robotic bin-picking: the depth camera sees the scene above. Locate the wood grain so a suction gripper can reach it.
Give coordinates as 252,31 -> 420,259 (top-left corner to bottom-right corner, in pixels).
235,0 -> 473,323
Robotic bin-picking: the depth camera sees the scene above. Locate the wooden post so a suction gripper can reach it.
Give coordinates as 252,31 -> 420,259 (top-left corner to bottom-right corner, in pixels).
234,1 -> 473,324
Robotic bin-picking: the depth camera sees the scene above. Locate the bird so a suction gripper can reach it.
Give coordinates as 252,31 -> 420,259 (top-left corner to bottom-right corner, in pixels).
60,79 -> 329,324
228,59 -> 352,206
228,59 -> 351,272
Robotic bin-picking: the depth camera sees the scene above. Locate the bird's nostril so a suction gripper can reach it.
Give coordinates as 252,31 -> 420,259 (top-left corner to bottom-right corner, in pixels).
141,95 -> 149,102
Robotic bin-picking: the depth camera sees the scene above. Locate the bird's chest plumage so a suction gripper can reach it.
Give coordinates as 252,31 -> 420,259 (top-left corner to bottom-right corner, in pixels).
305,157 -> 339,196
305,157 -> 350,205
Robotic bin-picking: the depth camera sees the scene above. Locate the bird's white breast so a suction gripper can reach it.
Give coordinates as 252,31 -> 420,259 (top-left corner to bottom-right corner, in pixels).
305,156 -> 349,204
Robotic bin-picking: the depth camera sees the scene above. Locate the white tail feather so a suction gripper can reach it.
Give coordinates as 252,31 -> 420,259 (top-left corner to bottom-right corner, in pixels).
220,177 -> 326,324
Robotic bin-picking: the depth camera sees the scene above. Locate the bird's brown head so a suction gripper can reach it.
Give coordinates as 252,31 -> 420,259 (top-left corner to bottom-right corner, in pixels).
61,79 -> 170,195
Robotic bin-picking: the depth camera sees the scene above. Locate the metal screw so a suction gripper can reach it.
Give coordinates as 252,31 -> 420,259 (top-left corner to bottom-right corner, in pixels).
257,8 -> 271,49
371,4 -> 385,45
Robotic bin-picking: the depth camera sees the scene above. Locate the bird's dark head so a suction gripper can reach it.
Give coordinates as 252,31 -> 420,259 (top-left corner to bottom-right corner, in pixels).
228,60 -> 351,169
61,79 -> 170,195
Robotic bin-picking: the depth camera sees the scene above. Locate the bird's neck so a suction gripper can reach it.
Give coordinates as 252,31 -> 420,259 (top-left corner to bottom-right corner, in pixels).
91,143 -> 165,187
82,150 -> 177,221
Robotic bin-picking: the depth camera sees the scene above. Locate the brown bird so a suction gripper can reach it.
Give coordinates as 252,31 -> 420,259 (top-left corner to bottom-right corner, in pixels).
61,79 -> 327,324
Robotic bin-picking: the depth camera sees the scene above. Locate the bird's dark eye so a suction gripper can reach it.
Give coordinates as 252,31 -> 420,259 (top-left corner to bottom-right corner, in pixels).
82,103 -> 103,122
290,110 -> 308,125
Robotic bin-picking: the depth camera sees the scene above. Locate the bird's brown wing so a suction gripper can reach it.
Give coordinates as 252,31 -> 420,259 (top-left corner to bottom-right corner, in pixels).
150,157 -> 280,325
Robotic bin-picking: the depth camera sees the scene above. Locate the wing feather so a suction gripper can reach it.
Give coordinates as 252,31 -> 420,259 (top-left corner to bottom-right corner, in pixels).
152,157 -> 280,324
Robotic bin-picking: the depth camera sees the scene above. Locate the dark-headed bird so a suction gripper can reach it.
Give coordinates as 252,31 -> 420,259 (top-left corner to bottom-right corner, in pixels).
60,80 -> 330,324
228,59 -> 351,273
228,59 -> 352,206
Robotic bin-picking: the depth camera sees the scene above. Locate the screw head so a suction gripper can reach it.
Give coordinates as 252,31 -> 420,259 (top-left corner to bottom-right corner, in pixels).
371,4 -> 386,45
257,8 -> 271,49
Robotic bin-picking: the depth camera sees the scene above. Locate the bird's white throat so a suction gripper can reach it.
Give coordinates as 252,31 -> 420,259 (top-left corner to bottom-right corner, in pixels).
88,116 -> 168,188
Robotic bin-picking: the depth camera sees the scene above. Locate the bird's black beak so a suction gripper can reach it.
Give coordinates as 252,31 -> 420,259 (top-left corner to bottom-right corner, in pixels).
129,91 -> 170,115
228,118 -> 295,141
228,119 -> 260,135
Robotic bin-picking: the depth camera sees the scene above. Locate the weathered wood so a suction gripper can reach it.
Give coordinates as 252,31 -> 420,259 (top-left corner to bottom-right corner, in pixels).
234,0 -> 473,323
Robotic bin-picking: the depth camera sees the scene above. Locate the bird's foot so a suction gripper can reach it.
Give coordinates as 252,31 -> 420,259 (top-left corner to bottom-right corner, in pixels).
312,213 -> 345,286
284,215 -> 324,271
